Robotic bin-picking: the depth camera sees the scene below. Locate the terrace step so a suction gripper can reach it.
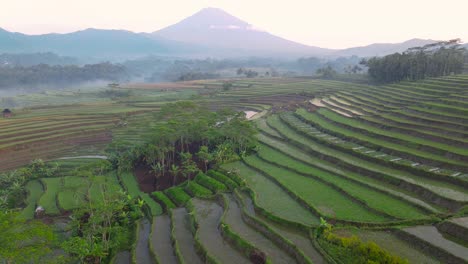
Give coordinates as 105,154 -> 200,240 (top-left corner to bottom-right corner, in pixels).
398,225 -> 468,264
150,215 -> 177,264
171,208 -> 203,264
191,198 -> 250,264
136,219 -> 155,264
240,192 -> 326,264
224,194 -> 296,264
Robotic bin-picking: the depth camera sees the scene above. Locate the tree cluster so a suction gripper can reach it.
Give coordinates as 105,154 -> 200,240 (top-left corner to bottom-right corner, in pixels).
361,39 -> 467,83
107,102 -> 257,188
237,68 -> 259,78
0,159 -> 59,209
0,62 -> 128,89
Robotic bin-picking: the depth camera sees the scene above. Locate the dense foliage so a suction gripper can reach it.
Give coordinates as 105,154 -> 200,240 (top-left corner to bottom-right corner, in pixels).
108,101 -> 257,187
0,159 -> 59,209
362,39 -> 467,83
0,211 -> 56,264
62,186 -> 143,263
0,62 -> 128,89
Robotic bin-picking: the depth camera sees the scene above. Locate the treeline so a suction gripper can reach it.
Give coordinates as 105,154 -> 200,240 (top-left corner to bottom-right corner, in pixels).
0,62 -> 128,89
0,52 -> 78,66
362,39 -> 467,83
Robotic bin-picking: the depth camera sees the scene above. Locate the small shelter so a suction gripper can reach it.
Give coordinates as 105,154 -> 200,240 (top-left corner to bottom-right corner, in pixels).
2,109 -> 12,118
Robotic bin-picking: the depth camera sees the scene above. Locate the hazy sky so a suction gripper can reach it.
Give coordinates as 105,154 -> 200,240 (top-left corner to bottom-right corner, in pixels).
1,0 -> 467,49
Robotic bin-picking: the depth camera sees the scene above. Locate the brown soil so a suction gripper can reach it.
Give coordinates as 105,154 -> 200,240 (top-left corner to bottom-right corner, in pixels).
134,164 -> 193,193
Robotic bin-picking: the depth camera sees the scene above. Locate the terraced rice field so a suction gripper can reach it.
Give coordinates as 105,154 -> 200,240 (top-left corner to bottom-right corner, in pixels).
6,75 -> 468,263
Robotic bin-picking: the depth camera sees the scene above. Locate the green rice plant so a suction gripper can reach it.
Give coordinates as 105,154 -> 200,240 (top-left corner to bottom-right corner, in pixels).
38,177 -> 61,215
243,155 -> 390,222
19,180 -> 44,219
184,181 -> 213,198
194,173 -> 227,193
256,143 -> 429,219
152,191 -> 177,211
222,162 -> 319,225
207,170 -> 238,190
165,186 -> 192,207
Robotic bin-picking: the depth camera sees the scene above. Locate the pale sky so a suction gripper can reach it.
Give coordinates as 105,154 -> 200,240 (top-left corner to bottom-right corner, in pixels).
1,0 -> 467,49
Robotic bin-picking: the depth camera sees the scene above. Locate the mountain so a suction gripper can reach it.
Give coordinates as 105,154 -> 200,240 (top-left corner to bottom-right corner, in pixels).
152,8 -> 333,57
0,28 -> 191,60
332,38 -> 438,57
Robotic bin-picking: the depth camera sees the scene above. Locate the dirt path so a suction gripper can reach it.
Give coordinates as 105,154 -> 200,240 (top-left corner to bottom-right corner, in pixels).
151,215 -> 177,264
310,98 -> 325,107
241,192 -> 325,264
225,194 -> 296,264
404,225 -> 468,261
192,198 -> 249,264
136,219 -> 155,264
172,208 -> 203,264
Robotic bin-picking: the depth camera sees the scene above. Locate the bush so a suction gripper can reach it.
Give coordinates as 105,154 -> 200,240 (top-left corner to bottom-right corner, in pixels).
320,230 -> 408,264
165,187 -> 192,206
207,170 -> 239,190
194,173 -> 227,193
152,191 -> 176,211
184,181 -> 212,198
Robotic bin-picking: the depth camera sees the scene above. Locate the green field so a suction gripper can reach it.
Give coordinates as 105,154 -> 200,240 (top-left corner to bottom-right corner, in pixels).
4,75 -> 468,263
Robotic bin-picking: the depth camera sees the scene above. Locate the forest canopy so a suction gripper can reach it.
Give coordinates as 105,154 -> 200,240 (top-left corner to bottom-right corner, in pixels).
361,39 -> 467,83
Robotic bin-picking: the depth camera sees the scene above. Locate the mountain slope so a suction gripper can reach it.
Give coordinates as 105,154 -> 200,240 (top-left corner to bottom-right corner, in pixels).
0,28 -> 188,59
332,39 -> 438,57
153,8 -> 332,56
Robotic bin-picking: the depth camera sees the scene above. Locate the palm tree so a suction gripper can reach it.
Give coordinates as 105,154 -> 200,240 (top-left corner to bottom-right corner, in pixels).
170,164 -> 179,186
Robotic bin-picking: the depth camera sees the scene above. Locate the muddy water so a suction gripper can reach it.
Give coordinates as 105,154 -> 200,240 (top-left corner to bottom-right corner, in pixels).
172,208 -> 203,264
404,225 -> 468,261
241,192 -> 326,264
225,194 -> 295,264
151,215 -> 177,264
192,198 -> 249,264
113,251 -> 131,264
136,219 -> 155,264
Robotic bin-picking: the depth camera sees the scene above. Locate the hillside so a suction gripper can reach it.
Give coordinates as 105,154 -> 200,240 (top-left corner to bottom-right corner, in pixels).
332,38 -> 437,57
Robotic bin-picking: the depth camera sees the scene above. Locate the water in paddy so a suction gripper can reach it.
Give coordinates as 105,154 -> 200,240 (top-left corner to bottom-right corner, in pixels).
225,194 -> 295,264
113,251 -> 131,264
192,198 -> 249,264
172,208 -> 203,264
135,218 -> 155,264
151,215 -> 177,264
241,192 -> 326,264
